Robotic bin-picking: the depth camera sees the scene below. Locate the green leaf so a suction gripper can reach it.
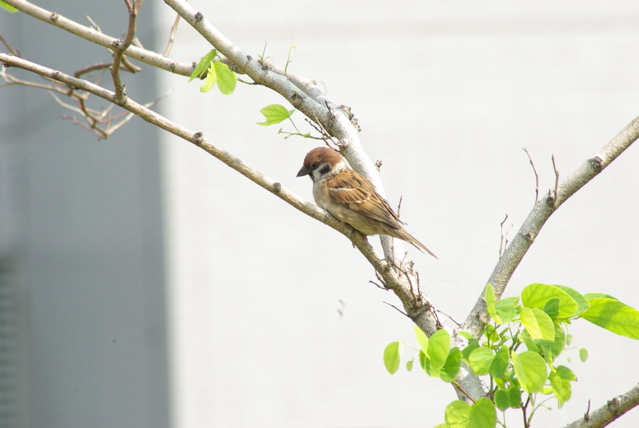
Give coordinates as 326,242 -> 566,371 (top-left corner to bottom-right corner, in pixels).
482,324 -> 500,342
445,401 -> 470,428
494,389 -> 510,411
1,0 -> 18,12
512,351 -> 547,393
257,104 -> 295,126
556,365 -> 577,381
579,348 -> 588,362
522,283 -> 579,319
468,347 -> 494,376
584,293 -> 617,300
507,386 -> 523,408
441,347 -> 462,383
471,398 -> 497,428
554,284 -> 590,316
543,298 -> 560,319
428,329 -> 451,371
485,284 -> 500,323
383,342 -> 401,374
444,398 -> 497,428
520,307 -> 555,341
414,325 -> 429,354
458,331 -> 474,341
520,329 -> 538,353
461,338 -> 479,362
406,359 -> 414,371
495,297 -> 521,323
213,60 -> 237,94
189,49 -> 218,82
581,298 -> 639,339
550,366 -> 576,405
491,345 -> 509,379
200,62 -> 217,92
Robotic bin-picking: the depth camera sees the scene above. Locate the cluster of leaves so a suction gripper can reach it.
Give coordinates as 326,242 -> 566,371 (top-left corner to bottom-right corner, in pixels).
189,49 -> 237,94
384,283 -> 639,428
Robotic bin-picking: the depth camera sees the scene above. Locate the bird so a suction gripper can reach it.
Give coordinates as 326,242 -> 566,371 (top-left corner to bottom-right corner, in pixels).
296,147 -> 437,258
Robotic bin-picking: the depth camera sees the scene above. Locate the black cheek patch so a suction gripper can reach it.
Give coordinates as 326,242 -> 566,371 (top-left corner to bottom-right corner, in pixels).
319,165 -> 331,176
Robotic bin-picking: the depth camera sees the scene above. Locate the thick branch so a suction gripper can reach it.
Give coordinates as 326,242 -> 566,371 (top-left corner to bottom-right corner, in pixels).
564,383 -> 639,428
3,0 -> 193,76
461,115 -> 639,339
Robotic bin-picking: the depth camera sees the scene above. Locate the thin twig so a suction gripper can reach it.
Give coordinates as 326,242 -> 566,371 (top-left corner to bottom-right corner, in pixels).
110,0 -> 143,104
384,301 -> 409,317
163,13 -> 182,56
522,148 -> 539,204
0,34 -> 20,56
551,154 -> 560,207
499,214 -> 509,257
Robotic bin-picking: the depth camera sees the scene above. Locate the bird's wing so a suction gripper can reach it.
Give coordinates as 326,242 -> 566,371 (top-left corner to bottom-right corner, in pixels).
326,170 -> 401,229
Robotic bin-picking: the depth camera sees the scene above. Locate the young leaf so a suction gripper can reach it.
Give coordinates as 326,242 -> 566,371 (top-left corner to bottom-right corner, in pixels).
189,49 -> 218,82
520,307 -> 555,341
414,325 -> 429,355
494,389 -> 510,411
550,365 -> 576,405
383,342 -> 402,375
440,347 -> 463,383
490,345 -> 509,379
495,297 -> 521,323
200,62 -> 217,92
428,329 -> 451,371
471,398 -> 497,428
522,283 -> 579,319
512,351 -> 547,393
213,60 -> 237,94
445,400 -> 470,428
1,0 -> 19,12
554,284 -> 590,316
485,284 -> 500,323
445,398 -> 497,428
468,347 -> 494,375
581,298 -> 639,339
507,386 -> 523,409
257,104 -> 295,126
579,348 -> 588,362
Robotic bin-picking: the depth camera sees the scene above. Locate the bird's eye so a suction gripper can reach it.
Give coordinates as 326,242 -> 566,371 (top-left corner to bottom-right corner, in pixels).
311,162 -> 319,169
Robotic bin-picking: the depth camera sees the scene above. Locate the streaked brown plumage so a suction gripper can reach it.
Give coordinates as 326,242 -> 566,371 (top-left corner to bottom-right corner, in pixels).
297,147 -> 437,258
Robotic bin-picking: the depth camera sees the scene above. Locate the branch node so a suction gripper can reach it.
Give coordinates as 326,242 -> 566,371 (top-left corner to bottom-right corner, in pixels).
192,131 -> 204,145
194,12 -> 204,22
589,155 -> 604,172
521,231 -> 535,243
273,182 -> 281,193
50,13 -> 59,23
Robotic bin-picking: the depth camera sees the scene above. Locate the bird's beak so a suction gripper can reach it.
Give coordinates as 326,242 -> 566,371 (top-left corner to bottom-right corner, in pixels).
296,166 -> 310,177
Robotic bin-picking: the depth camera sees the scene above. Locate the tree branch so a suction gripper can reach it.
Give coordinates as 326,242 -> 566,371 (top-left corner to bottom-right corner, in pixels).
564,383 -> 639,428
461,115 -> 639,339
0,53 -> 437,336
3,0 -> 193,76
2,1 -> 480,398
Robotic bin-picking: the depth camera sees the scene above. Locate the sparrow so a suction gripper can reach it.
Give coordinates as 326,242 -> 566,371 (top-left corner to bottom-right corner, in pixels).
296,147 -> 437,258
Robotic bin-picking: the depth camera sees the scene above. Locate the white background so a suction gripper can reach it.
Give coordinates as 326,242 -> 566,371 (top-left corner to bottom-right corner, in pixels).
159,1 -> 639,427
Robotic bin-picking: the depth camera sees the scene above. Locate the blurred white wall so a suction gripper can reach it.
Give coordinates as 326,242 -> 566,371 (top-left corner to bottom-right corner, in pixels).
158,1 -> 639,427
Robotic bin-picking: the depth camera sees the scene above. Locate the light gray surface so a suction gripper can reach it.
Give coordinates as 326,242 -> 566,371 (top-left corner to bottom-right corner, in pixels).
0,3 -> 169,428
